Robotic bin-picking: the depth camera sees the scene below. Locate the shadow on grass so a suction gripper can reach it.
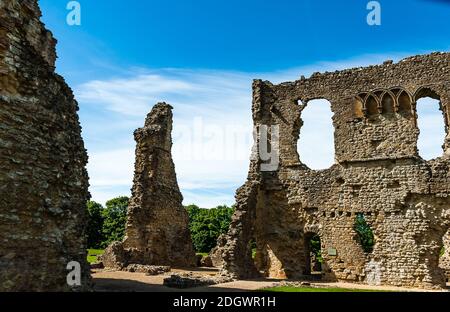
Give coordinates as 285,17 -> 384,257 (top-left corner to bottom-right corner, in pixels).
93,278 -> 176,292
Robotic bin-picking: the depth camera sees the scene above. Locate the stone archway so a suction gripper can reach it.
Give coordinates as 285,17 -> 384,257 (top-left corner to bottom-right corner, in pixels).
303,232 -> 323,276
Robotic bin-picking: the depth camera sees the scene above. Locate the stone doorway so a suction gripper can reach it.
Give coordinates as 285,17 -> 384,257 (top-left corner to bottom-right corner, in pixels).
440,229 -> 450,283
304,232 -> 323,276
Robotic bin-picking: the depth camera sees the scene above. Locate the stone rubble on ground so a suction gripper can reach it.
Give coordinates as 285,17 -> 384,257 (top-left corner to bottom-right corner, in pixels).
125,264 -> 171,276
163,272 -> 231,289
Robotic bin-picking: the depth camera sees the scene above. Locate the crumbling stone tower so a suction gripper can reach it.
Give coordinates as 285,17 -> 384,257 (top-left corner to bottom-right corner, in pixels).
0,0 -> 90,291
102,103 -> 196,268
221,52 -> 450,289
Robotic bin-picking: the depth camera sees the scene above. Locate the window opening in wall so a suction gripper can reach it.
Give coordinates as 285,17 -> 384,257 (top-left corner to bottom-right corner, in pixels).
297,99 -> 335,170
304,233 -> 322,275
416,95 -> 445,160
354,213 -> 375,253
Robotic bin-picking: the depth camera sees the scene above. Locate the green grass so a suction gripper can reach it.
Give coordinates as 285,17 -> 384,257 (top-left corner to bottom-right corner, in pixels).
196,252 -> 208,257
87,249 -> 104,264
263,286 -> 387,292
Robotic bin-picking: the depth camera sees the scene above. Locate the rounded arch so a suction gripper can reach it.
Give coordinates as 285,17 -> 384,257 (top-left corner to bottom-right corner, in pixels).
373,89 -> 384,99
390,87 -> 404,97
381,91 -> 396,115
414,86 -> 441,102
358,92 -> 368,100
354,96 -> 365,118
397,90 -> 413,117
365,93 -> 380,117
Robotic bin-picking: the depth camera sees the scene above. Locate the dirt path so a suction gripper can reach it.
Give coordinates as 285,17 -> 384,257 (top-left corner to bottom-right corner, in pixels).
92,269 -> 450,292
92,268 -> 219,292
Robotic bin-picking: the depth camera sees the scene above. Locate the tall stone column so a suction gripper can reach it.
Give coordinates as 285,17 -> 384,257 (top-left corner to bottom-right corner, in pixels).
102,103 -> 196,268
0,0 -> 90,291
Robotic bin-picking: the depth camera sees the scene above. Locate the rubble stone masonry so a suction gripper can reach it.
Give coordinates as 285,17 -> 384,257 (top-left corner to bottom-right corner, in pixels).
102,103 -> 196,269
221,52 -> 450,289
0,0 -> 90,291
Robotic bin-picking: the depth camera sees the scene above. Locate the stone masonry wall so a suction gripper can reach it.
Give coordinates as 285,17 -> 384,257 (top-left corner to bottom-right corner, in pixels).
221,53 -> 450,289
441,231 -> 450,281
102,103 -> 196,269
0,0 -> 90,291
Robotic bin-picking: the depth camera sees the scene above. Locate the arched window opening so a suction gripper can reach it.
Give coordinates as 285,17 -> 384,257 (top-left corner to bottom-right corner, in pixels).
398,91 -> 412,117
366,95 -> 379,117
381,93 -> 395,115
297,99 -> 335,170
416,94 -> 445,160
354,98 -> 364,118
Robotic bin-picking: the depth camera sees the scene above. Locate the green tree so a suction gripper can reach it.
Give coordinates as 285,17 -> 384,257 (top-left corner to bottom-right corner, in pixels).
101,196 -> 129,247
186,204 -> 234,253
354,213 -> 375,253
309,234 -> 322,263
186,204 -> 201,223
86,201 -> 105,249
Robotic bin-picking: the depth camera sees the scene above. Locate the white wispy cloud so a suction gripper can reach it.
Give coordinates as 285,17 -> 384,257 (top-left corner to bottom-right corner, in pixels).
77,52 -> 446,207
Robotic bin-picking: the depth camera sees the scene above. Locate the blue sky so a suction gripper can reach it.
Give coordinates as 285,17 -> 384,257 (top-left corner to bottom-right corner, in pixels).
38,0 -> 450,207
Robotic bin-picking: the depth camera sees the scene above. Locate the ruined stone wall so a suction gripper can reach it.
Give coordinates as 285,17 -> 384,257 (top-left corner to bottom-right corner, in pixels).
221,53 -> 450,289
102,103 -> 196,269
0,0 -> 90,291
441,231 -> 450,281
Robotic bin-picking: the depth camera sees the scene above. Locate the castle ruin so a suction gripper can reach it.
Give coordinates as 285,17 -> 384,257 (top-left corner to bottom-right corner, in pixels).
102,103 -> 196,269
220,52 -> 450,289
0,0 -> 90,291
1,0 -> 449,292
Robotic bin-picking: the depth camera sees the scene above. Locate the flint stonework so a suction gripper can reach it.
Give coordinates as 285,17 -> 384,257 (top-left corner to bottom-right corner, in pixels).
102,103 -> 196,269
220,53 -> 450,289
0,0 -> 90,291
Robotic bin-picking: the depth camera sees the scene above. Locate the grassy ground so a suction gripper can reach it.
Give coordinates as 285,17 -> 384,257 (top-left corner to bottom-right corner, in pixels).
87,249 -> 104,264
263,286 -> 386,292
196,252 -> 208,257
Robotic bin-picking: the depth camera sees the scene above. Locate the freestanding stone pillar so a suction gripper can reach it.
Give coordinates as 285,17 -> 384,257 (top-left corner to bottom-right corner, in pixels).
102,103 -> 196,269
0,0 -> 90,291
